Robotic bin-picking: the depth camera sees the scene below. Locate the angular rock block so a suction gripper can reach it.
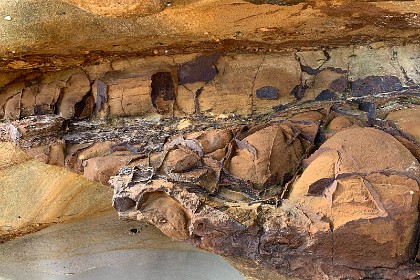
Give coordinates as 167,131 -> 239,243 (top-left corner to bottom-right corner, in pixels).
289,127 -> 420,268
110,122 -> 420,279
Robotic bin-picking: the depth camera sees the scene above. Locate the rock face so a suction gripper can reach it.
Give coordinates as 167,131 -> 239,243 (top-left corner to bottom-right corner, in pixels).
0,142 -> 112,243
289,127 -> 419,268
0,46 -> 419,121
61,0 -> 165,17
0,46 -> 419,278
0,0 -> 420,279
109,120 -> 420,279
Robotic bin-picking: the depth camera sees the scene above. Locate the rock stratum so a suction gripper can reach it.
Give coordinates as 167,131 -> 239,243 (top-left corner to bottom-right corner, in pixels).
0,0 -> 419,279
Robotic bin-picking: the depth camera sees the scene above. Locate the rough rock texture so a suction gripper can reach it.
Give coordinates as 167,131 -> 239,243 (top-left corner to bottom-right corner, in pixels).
0,46 -> 418,121
61,0 -> 165,17
0,0 -> 419,70
109,118 -> 420,279
0,47 -> 419,279
1,0 -> 420,279
2,94 -> 418,279
0,142 -> 112,243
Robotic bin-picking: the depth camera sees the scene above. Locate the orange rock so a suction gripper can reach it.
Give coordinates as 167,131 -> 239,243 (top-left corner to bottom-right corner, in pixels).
61,0 -> 165,17
57,72 -> 91,119
289,127 -> 420,268
227,124 -> 304,189
107,77 -> 153,117
83,155 -> 135,185
161,147 -> 201,174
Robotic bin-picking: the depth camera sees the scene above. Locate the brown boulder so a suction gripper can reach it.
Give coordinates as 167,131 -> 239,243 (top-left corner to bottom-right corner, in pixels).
289,127 -> 420,268
83,155 -> 135,185
57,72 -> 91,119
139,192 -> 190,241
161,147 -> 201,174
227,124 -> 305,189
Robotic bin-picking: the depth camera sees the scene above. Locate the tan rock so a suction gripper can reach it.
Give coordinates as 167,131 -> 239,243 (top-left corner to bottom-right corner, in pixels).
139,191 -> 190,241
61,0 -> 165,17
227,124 -> 304,189
57,71 -> 91,119
320,127 -> 419,176
386,106 -> 420,143
20,86 -> 36,117
48,141 -> 66,167
0,152 -> 112,238
176,82 -> 204,115
0,82 -> 24,119
107,77 -> 153,117
199,55 -> 256,115
288,111 -> 324,123
83,155 -> 134,185
253,54 -> 300,113
289,127 -> 420,268
187,129 -> 232,154
161,147 -> 201,174
0,142 -> 30,169
35,81 -> 65,115
66,141 -> 114,172
4,92 -> 21,120
176,119 -> 193,130
349,47 -> 406,86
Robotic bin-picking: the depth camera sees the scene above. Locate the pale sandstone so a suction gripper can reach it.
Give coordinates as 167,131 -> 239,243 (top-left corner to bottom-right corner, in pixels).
386,106 -> 420,143
289,127 -> 420,268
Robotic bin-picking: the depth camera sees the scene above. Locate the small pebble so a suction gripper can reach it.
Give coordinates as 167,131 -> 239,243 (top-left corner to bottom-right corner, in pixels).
4,16 -> 12,21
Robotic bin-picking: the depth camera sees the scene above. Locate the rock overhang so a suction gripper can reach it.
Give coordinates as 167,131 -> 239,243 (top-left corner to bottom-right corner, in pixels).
0,0 -> 419,279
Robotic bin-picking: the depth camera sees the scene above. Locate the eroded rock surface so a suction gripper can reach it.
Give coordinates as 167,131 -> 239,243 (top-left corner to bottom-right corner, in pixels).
107,116 -> 420,279
0,44 -> 419,277
0,2 -> 419,274
1,94 -> 419,279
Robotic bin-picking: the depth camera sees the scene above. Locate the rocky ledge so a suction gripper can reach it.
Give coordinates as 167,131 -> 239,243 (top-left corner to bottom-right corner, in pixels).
110,111 -> 420,279
0,1 -> 419,278
1,91 -> 419,279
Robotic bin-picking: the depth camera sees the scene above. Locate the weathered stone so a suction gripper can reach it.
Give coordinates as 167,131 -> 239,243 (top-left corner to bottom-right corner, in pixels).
186,129 -> 232,155
289,127 -> 420,268
57,71 -> 91,119
386,106 -> 420,143
175,82 -> 202,115
253,54 -> 300,113
138,192 -> 190,241
161,147 -> 201,174
327,115 -> 361,132
198,55 -> 256,115
0,143 -> 112,239
0,0 -> 420,278
226,124 -> 306,189
61,0 -> 165,17
107,77 -> 153,117
84,155 -> 135,185
349,47 -> 408,88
